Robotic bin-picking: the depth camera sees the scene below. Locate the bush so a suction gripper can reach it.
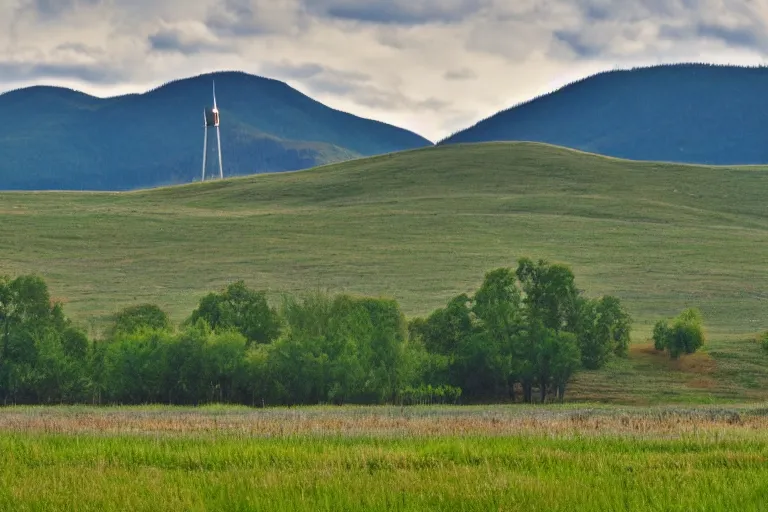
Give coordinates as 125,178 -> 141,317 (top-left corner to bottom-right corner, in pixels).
652,308 -> 705,359
109,304 -> 171,337
188,281 -> 282,345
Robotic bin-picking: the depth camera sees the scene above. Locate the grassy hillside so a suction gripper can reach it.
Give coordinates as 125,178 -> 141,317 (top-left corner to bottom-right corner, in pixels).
3,141 -> 767,331
442,63 -> 768,165
4,141 -> 768,402
0,71 -> 431,191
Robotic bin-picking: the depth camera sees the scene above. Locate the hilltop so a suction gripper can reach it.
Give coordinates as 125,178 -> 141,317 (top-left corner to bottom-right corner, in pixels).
0,71 -> 431,191
442,64 -> 768,165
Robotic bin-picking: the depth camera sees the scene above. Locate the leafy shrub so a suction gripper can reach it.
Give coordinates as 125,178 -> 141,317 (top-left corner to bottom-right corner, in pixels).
652,308 -> 705,359
109,304 -> 171,337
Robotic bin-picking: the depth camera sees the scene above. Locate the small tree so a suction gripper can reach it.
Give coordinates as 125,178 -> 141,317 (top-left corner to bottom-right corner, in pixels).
188,281 -> 281,345
652,320 -> 670,351
109,304 -> 171,338
652,308 -> 705,359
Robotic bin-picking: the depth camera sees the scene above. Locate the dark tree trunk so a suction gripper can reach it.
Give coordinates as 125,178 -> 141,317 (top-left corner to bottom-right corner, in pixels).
522,380 -> 533,403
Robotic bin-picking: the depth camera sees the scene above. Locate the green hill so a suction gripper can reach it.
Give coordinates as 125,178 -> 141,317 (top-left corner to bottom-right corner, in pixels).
3,142 -> 768,402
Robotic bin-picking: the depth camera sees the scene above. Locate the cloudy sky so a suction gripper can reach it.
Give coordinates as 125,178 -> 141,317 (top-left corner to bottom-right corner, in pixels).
2,0 -> 768,141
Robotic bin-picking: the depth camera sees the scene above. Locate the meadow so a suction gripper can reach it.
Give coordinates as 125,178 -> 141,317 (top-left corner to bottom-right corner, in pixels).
2,142 -> 768,333
3,141 -> 768,403
1,404 -> 768,511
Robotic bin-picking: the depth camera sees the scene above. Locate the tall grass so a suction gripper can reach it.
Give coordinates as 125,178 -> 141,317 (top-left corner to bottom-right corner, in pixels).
1,405 -> 768,510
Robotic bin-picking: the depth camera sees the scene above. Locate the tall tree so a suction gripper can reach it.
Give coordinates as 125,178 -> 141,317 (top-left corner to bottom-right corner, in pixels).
516,258 -> 580,332
576,296 -> 632,369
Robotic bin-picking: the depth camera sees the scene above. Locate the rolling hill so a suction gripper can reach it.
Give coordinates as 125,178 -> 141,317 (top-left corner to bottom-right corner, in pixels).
441,64 -> 768,165
0,71 -> 432,191
3,141 -> 768,402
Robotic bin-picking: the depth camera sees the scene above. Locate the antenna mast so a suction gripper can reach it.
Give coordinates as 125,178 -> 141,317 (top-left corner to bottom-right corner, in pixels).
201,80 -> 224,181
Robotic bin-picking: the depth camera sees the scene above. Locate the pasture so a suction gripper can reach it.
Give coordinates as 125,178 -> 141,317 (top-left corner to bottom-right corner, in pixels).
4,142 -> 768,404
2,142 -> 768,337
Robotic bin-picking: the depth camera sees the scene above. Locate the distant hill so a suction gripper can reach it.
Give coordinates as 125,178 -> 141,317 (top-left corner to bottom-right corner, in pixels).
0,71 -> 432,191
440,64 -> 768,165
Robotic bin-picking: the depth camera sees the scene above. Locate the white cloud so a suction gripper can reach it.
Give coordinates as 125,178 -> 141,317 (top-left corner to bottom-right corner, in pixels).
1,0 -> 768,140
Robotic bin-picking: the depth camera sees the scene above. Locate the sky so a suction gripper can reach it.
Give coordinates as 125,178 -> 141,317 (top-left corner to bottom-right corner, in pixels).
2,0 -> 768,142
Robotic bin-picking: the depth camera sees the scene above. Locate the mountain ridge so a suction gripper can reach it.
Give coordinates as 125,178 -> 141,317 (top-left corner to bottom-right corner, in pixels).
440,63 -> 768,165
0,71 -> 432,191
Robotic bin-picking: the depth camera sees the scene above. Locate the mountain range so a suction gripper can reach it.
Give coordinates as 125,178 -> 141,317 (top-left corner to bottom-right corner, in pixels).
5,63 -> 768,191
0,71 -> 431,191
442,63 -> 768,165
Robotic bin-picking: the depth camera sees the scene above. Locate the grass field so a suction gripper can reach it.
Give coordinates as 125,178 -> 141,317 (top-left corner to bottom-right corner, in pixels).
1,404 -> 768,511
2,141 -> 768,403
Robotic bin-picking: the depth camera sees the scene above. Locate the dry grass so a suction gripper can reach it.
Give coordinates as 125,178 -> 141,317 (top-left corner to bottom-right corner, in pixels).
0,405 -> 764,439
3,405 -> 768,511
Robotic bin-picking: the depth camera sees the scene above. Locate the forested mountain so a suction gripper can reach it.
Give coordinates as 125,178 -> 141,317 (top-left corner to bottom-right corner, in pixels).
0,71 -> 432,191
441,64 -> 768,165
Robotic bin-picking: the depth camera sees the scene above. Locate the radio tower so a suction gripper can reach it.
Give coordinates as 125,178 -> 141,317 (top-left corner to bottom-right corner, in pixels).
201,81 -> 224,181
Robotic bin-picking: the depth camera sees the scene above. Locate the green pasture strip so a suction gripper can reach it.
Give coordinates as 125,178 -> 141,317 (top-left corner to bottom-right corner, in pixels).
1,431 -> 767,511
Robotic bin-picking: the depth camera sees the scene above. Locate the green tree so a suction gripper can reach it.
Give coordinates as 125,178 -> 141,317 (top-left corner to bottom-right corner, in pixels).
188,281 -> 281,345
576,296 -> 632,369
204,330 -> 248,403
516,258 -> 581,332
652,308 -> 705,359
415,294 -> 475,356
0,275 -> 91,404
109,304 -> 171,337
652,320 -> 670,351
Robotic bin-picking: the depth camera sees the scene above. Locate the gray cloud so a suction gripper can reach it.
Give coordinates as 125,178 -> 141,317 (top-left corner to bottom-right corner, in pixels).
444,68 -> 477,80
696,23 -> 764,49
16,0 -> 103,21
260,59 -> 449,113
54,42 -> 105,58
553,30 -> 602,59
0,61 -> 125,84
206,0 -> 307,36
261,61 -> 375,97
306,0 -> 489,25
148,28 -> 233,55
3,0 -> 768,141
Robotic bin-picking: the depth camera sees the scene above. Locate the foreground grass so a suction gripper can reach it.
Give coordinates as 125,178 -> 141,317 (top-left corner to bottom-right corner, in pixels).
1,405 -> 768,511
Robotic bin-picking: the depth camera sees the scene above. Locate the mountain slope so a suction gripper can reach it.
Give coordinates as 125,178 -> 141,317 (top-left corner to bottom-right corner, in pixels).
441,64 -> 768,165
0,71 -> 432,191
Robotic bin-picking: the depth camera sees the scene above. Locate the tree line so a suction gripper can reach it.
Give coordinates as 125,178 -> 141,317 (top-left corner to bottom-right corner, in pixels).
1,258 -> 699,406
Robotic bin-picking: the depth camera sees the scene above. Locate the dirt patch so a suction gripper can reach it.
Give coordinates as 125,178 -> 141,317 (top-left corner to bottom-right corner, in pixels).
687,378 -> 717,389
630,343 -> 717,375
631,343 -> 660,356
675,352 -> 717,374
